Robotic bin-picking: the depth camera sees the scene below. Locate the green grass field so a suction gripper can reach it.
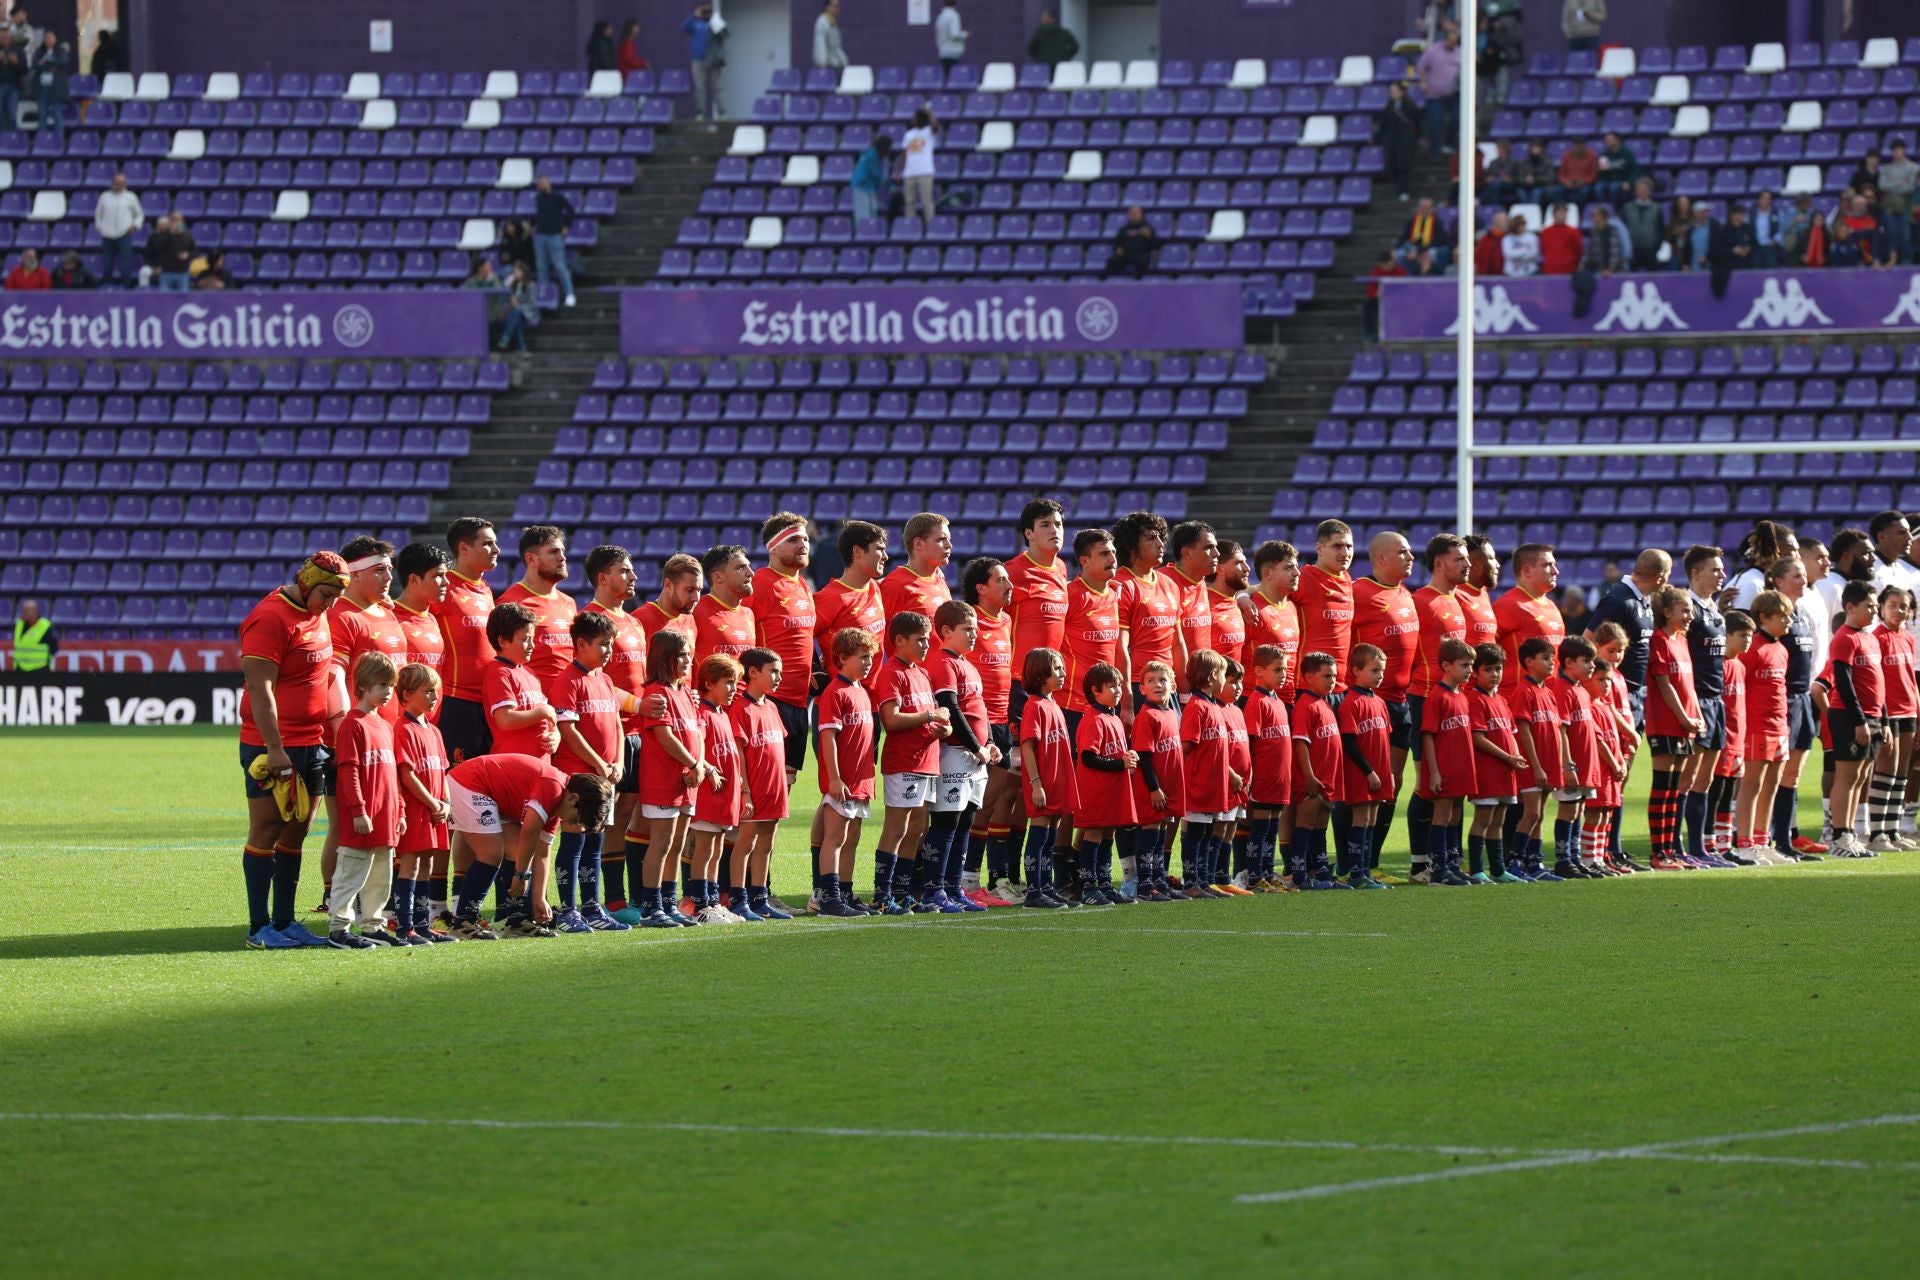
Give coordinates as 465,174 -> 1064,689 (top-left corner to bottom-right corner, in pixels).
2,726 -> 1917,1277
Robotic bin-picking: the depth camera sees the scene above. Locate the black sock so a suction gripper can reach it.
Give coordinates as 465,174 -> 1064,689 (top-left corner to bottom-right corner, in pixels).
1409,795 -> 1435,870
414,877 -> 433,929
243,848 -> 275,932
1467,834 -> 1485,875
1373,798 -> 1397,870
1771,785 -> 1796,852
269,848 -> 302,930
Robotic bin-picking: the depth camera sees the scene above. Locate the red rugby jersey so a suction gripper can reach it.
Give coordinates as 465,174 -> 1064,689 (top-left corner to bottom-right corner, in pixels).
432,570 -> 494,703
749,566 -> 817,707
497,581 -> 576,683
238,589 -> 333,748
1352,577 -> 1420,703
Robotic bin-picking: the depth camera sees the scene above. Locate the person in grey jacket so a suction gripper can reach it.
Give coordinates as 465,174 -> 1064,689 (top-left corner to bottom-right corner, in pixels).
1562,0 -> 1606,52
1880,139 -> 1917,264
1618,178 -> 1666,272
934,0 -> 968,70
1581,206 -> 1624,274
813,0 -> 846,70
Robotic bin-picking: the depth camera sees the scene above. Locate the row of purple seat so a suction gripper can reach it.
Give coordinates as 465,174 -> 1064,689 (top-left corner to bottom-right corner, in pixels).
751,85 -> 1398,125
1,390 -> 494,427
682,208 -> 1348,247
6,125 -> 656,167
570,386 -> 1251,425
8,457 -> 453,493
1299,448 -> 1920,488
1350,343 -> 1920,381
534,452 -> 1210,492
696,173 -> 1370,217
3,491 -> 426,530
1492,103 -> 1919,141
1333,378 -> 1920,417
0,357 -> 505,393
1523,41 -> 1920,78
769,59 -> 1406,97
656,243 -> 1322,292
8,521 -> 408,561
4,424 -> 470,458
555,419 -> 1227,460
1313,411 -> 1919,450
1512,66 -> 1918,108
62,96 -> 661,135
591,350 -> 1266,392
83,69 -> 680,99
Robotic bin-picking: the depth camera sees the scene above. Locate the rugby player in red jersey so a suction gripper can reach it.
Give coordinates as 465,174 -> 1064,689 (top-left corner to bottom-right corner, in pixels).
960,556 -> 1018,904
1005,498 -> 1069,702
1297,518 -> 1356,693
1459,534 -> 1502,653
1113,510 -> 1180,710
239,551 -> 349,949
498,524 -> 576,683
432,517 -> 500,764
808,521 -> 889,899
1241,540 -> 1302,704
1352,530 -> 1420,876
692,543 -> 758,666
1494,543 -> 1567,696
581,544 -> 647,918
1206,539 -> 1249,665
748,512 -> 818,783
1165,520 -> 1221,678
391,542 -> 450,688
636,552 -> 703,650
880,511 -> 954,625
1407,533 -> 1472,876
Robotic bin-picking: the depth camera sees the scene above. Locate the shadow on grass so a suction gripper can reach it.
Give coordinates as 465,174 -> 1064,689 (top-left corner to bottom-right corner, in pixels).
0,925 -> 273,960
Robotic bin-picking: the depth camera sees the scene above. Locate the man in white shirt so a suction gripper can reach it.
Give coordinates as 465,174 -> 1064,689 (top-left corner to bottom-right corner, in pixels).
93,169 -> 143,287
935,0 -> 968,69
1502,213 -> 1541,276
812,0 -> 845,70
1867,511 -> 1920,594
898,107 -> 939,220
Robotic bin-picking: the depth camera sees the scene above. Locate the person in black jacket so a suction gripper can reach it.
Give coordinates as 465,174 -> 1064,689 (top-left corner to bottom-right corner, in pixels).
30,27 -> 67,137
1708,203 -> 1756,298
1373,81 -> 1421,201
1027,10 -> 1078,67
585,21 -> 616,72
532,176 -> 576,306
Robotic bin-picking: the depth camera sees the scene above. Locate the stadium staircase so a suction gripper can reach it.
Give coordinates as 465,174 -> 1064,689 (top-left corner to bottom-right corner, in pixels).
1189,154 -> 1455,538
415,126 -> 730,540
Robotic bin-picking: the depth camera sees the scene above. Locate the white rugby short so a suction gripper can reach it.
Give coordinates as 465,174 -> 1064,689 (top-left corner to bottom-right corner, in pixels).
883,771 -> 936,809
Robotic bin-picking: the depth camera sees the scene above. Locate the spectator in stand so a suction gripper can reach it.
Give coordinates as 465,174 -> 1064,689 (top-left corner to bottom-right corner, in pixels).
93,169 -> 143,288
1587,560 -> 1624,609
1539,201 -> 1585,274
1558,587 -> 1591,630
5,246 -> 49,289
0,29 -> 24,132
533,176 -> 576,306
1880,140 -> 1916,265
146,212 -> 194,290
1482,1 -> 1524,110
1364,249 -> 1406,342
585,21 -> 616,72
1373,81 -> 1421,202
1836,194 -> 1883,266
1595,130 -> 1641,203
1562,0 -> 1606,51
195,249 -> 232,289
1850,150 -> 1882,197
1408,246 -> 1442,277
1397,196 -> 1449,269
616,20 -> 648,76
7,7 -> 32,48
30,26 -> 66,138
1782,193 -> 1821,264
1514,138 -> 1555,203
1709,202 -> 1756,296
1581,206 -> 1623,274
1481,139 -> 1519,205
1474,210 -> 1508,277
1417,24 -> 1463,157
683,5 -> 725,125
1554,137 -> 1600,204
496,262 -> 537,352
849,133 -> 892,222
813,0 -> 846,71
1620,178 -> 1665,271
49,248 -> 95,288
1827,216 -> 1864,268
89,26 -> 120,76
1680,201 -> 1711,271
1751,189 -> 1784,268
935,0 -> 968,71
1664,194 -> 1695,267
1105,204 -> 1158,277
1028,10 -> 1079,69
897,107 -> 940,221
461,255 -> 499,292
499,218 -> 534,275
1503,213 -> 1540,277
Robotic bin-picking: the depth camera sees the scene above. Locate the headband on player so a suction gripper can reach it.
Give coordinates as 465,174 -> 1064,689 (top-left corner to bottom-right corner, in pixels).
766,524 -> 807,552
344,554 -> 391,573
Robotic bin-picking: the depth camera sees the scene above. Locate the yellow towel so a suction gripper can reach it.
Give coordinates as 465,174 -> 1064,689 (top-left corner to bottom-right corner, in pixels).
248,754 -> 312,823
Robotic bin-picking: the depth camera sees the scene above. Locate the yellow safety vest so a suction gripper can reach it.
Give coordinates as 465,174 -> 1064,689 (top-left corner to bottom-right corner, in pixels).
12,617 -> 51,671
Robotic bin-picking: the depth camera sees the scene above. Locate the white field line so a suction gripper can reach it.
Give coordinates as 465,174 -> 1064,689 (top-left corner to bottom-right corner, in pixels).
890,919 -> 1392,939
1233,1113 -> 1920,1204
2,1111 -> 1915,1182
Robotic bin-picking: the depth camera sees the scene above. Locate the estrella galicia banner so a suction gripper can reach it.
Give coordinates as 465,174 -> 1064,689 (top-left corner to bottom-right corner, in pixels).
618,282 -> 1247,355
0,291 -> 487,357
1379,268 -> 1920,342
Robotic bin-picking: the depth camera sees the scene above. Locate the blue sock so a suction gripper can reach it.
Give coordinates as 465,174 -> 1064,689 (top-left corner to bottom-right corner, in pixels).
946,821 -> 973,891
1020,827 -> 1050,892
872,850 -> 898,901
922,822 -> 958,896
1077,839 -> 1100,889
456,860 -> 497,919
392,875 -> 414,931
1427,822 -> 1449,872
1552,819 -> 1572,864
554,831 -> 584,910
820,872 -> 842,902
1682,790 -> 1709,860
1285,828 -> 1309,880
243,848 -> 275,932
413,877 -> 434,929
1181,824 -> 1209,883
579,831 -> 603,906
1309,827 -> 1330,878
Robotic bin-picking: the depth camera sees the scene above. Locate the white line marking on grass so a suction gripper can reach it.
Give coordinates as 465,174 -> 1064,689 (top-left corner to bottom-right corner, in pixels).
1233,1113 -> 1920,1204
893,921 -> 1392,939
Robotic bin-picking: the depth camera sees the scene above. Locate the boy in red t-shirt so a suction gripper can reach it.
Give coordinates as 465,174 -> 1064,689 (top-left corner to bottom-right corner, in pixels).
483,602 -> 559,760
1737,592 -> 1795,865
1287,652 -> 1345,890
1645,585 -> 1704,868
1217,659 -> 1256,896
873,611 -> 953,912
330,652 -> 405,948
1582,657 -> 1631,874
815,628 -> 880,917
633,628 -> 710,927
1129,660 -> 1186,900
1178,649 -> 1240,898
1551,636 -> 1620,878
1418,638 -> 1478,885
1710,616 -> 1753,863
1589,620 -> 1645,872
689,655 -> 745,924
1508,636 -> 1567,879
1337,644 -> 1394,889
1072,662 -> 1139,906
547,610 -> 642,932
1018,647 -> 1078,908
1468,645 -> 1531,883
394,664 -> 456,943
447,753 -> 615,937
926,601 -> 1000,913
1242,644 -> 1293,893
730,648 -> 794,919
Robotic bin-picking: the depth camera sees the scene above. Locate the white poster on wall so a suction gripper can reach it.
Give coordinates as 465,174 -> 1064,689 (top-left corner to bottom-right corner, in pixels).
907,0 -> 930,24
369,20 -> 393,53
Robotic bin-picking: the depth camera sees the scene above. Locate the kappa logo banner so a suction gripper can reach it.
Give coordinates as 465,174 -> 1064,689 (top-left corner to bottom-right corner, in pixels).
1381,268 -> 1920,342
619,282 -> 1245,355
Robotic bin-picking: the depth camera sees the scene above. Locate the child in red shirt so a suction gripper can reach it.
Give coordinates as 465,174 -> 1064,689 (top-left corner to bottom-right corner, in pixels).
1242,644 -> 1293,893
1218,659 -> 1256,895
815,627 -> 880,917
482,602 -> 559,758
874,611 -> 952,912
1418,638 -> 1477,885
1129,659 -> 1186,900
1736,591 -> 1795,864
394,663 -> 455,943
1711,617 -> 1752,862
1870,586 -> 1918,851
1552,635 -> 1620,877
1337,644 -> 1394,888
730,647 -> 794,919
1179,649 -> 1242,898
1508,636 -> 1566,878
330,652 -> 405,948
926,601 -> 1000,913
688,654 -> 744,923
1646,585 -> 1703,868
635,628 -> 711,927
1019,646 -> 1078,908
1071,662 -> 1138,906
1468,645 -> 1530,882
1582,658 -> 1629,873
1589,620 -> 1645,872
1287,651 -> 1345,889
547,610 -> 642,932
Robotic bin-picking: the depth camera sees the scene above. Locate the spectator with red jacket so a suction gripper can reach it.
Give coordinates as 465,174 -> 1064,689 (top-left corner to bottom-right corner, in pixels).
1538,203 -> 1585,274
4,246 -> 49,289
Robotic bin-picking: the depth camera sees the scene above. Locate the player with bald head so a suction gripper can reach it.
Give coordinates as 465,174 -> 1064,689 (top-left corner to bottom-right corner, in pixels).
1587,547 -> 1669,729
1352,530 -> 1420,879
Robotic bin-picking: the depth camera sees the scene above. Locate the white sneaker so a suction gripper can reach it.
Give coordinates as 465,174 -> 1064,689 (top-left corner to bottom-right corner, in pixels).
993,876 -> 1022,903
1867,834 -> 1899,854
1231,869 -> 1253,890
695,905 -> 736,925
806,892 -> 822,915
564,294 -> 577,307
1894,833 -> 1920,851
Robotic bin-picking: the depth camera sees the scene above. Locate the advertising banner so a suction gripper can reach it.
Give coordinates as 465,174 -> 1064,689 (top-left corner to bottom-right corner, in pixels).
0,291 -> 488,357
0,673 -> 242,727
1379,269 -> 1920,342
0,639 -> 245,673
620,281 -> 1247,355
